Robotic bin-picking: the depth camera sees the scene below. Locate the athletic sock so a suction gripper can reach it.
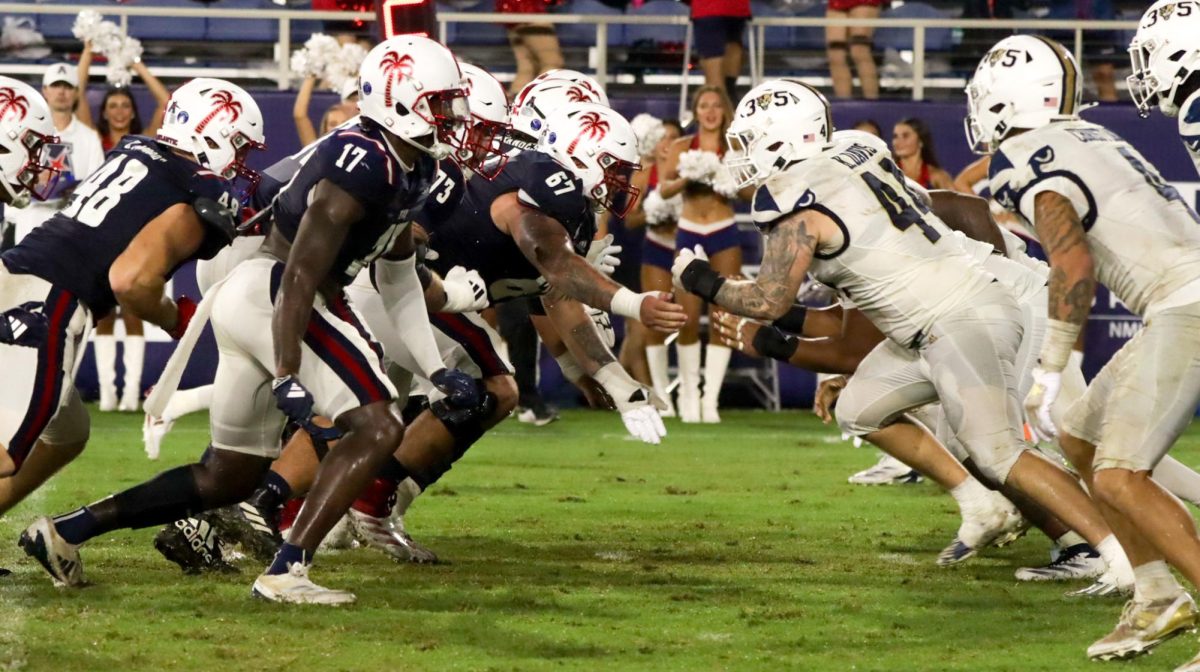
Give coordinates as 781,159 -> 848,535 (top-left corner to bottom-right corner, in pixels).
677,342 -> 701,398
261,471 -> 293,506
52,507 -> 101,545
121,335 -> 145,405
393,478 -> 423,518
1133,560 -> 1184,603
1054,531 -> 1088,550
267,542 -> 311,575
94,335 -> 117,401
948,477 -> 990,514
1096,534 -> 1134,585
645,344 -> 671,402
163,385 -> 214,422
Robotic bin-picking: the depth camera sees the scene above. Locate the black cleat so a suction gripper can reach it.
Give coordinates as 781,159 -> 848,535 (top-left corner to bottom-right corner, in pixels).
153,517 -> 239,575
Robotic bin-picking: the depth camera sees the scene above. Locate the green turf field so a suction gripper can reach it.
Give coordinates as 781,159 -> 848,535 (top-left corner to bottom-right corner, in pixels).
2,408 -> 1198,671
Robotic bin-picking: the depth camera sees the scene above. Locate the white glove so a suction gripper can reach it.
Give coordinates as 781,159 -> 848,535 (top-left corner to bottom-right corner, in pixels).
586,234 -> 622,276
440,266 -> 489,313
671,244 -> 709,291
1024,367 -> 1062,443
587,306 -> 615,348
593,362 -> 667,445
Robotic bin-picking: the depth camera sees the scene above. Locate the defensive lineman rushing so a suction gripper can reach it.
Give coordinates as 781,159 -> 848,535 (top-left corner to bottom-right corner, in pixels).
970,35 -> 1200,666
2,76 -> 264,569
24,36 -> 485,604
676,76 -> 1137,605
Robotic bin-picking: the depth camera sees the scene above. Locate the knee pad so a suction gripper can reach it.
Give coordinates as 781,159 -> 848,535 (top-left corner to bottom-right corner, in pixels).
401,395 -> 429,425
834,388 -> 888,438
430,386 -> 498,454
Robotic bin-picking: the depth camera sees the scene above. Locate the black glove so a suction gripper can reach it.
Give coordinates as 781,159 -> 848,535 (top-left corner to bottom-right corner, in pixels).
431,368 -> 481,409
0,301 -> 48,348
272,375 -> 341,444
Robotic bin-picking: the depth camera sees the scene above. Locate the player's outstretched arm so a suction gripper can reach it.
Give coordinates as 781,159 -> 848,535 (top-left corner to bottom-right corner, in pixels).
109,203 -> 208,333
928,189 -> 1007,254
713,307 -> 881,375
508,201 -> 686,333
675,211 -> 819,321
272,179 -> 361,378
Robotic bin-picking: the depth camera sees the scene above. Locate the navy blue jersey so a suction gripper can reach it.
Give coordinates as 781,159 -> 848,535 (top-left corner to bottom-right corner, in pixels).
2,135 -> 235,316
416,160 -> 467,232
425,151 -> 594,303
271,121 -> 435,286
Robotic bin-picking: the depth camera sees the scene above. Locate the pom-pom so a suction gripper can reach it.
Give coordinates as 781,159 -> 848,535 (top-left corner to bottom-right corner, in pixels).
71,10 -> 105,43
642,189 -> 682,226
712,159 -> 740,199
676,149 -> 721,184
291,33 -> 340,79
325,42 -> 367,95
630,113 -> 665,159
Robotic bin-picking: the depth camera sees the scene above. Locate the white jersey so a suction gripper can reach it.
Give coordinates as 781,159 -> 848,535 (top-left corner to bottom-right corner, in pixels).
1181,89 -> 1200,177
752,134 -> 996,347
990,119 -> 1200,318
953,229 -> 1047,304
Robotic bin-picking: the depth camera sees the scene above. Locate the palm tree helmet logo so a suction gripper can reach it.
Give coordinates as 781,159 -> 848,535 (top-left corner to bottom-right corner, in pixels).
564,85 -> 592,103
379,52 -> 415,107
0,88 -> 29,123
194,90 -> 242,133
567,111 -> 609,154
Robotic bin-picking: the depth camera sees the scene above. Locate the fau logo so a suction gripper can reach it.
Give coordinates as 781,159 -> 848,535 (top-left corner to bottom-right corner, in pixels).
0,88 -> 29,122
195,91 -> 242,133
567,111 -> 609,154
380,52 -> 415,107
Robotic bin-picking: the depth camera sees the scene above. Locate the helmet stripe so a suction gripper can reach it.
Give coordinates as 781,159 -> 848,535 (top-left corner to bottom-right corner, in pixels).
780,77 -> 833,140
1032,36 -> 1078,116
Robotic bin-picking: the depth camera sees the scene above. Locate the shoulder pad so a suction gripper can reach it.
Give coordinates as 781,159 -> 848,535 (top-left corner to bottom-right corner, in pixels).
752,171 -> 817,233
316,129 -> 398,203
515,152 -> 589,223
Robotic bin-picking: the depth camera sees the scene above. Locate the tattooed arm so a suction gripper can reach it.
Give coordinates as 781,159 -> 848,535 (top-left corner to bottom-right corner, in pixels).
1032,190 -> 1095,371
710,211 -> 823,320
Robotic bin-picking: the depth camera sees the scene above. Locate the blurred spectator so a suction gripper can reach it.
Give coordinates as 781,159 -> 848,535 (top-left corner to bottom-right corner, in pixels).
500,0 -> 565,96
826,0 -> 881,99
76,41 -> 170,149
952,155 -> 990,194
1044,0 -> 1118,102
294,74 -> 356,146
852,118 -> 883,138
892,117 -> 952,189
76,44 -> 171,413
691,0 -> 751,98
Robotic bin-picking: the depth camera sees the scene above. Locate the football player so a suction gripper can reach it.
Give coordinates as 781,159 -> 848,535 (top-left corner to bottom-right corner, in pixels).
677,77 -> 1131,605
970,35 -> 1200,664
23,36 -> 481,605
1128,0 -> 1200,175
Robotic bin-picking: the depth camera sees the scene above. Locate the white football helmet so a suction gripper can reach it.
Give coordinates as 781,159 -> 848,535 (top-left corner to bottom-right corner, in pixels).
965,35 -> 1083,154
0,76 -> 62,208
725,78 -> 832,189
458,62 -> 510,179
530,69 -> 609,106
1129,0 -> 1200,117
158,78 -> 265,192
538,102 -> 641,217
358,35 -> 470,163
510,78 -> 609,145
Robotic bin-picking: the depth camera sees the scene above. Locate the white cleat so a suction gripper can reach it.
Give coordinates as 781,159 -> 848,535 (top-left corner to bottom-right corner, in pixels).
848,453 -> 921,486
118,394 -> 140,413
1087,593 -> 1198,661
251,563 -> 356,605
319,514 -> 355,551
937,495 -> 1018,567
1067,566 -> 1134,598
18,517 -> 85,587
142,414 -> 174,460
700,398 -> 721,424
1014,544 -> 1105,582
348,509 -> 438,564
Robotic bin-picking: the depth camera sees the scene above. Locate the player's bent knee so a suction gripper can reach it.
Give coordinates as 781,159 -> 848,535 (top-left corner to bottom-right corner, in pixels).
1091,467 -> 1144,511
971,445 -> 1024,486
486,376 -> 519,420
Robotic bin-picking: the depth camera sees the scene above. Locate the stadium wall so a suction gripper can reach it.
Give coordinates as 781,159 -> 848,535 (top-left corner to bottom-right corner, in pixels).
69,87 -> 1200,409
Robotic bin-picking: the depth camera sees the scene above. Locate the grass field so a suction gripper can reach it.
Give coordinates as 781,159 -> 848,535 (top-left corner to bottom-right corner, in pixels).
2,409 -> 1199,671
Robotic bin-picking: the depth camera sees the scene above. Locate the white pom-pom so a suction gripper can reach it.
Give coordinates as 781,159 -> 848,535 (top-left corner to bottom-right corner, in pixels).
677,149 -> 721,184
291,33 -> 339,79
630,113 -> 665,158
104,35 -> 142,86
325,42 -> 368,94
642,189 -> 682,226
712,160 -> 740,199
72,10 -> 105,43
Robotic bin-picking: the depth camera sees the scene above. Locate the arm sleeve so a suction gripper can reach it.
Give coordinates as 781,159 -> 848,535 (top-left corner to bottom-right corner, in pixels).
373,254 -> 446,380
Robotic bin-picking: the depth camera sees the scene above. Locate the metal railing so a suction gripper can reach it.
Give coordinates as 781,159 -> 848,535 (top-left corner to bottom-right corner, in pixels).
0,3 -> 1140,104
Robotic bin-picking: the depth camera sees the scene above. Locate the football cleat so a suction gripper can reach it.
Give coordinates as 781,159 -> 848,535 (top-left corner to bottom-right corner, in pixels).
1014,543 -> 1105,582
1087,593 -> 1198,661
153,517 -> 239,575
238,490 -> 285,546
345,477 -> 438,563
251,563 -> 356,605
516,404 -> 559,427
19,517 -> 84,587
848,453 -> 922,486
936,495 -> 1018,567
319,514 -> 355,551
142,413 -> 173,460
1067,568 -> 1134,598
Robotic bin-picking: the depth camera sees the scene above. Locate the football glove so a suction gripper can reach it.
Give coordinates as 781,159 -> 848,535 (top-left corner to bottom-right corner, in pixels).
586,234 -> 623,276
593,362 -> 667,445
1024,367 -> 1061,443
441,266 -> 489,313
430,368 -> 481,409
0,301 -> 48,348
